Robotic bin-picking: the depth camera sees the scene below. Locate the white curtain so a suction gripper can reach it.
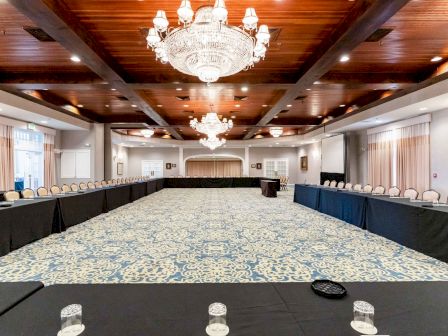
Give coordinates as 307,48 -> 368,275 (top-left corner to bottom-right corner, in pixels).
44,133 -> 56,188
0,124 -> 14,191
367,130 -> 393,190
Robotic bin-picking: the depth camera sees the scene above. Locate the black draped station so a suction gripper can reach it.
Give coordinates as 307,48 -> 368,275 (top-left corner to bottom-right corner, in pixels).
261,180 -> 277,197
0,282 -> 43,316
294,184 -> 448,262
163,177 -> 280,190
0,282 -> 447,335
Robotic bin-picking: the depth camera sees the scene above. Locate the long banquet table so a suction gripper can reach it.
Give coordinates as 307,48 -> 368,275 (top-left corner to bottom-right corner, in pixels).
0,282 -> 43,316
294,184 -> 448,262
0,282 -> 446,335
163,177 -> 281,190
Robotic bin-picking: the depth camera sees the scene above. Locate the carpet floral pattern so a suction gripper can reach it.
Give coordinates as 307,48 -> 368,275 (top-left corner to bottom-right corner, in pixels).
1,188 -> 447,285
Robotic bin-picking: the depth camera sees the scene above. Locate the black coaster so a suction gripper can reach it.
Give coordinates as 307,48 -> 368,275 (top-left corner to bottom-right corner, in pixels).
311,280 -> 347,299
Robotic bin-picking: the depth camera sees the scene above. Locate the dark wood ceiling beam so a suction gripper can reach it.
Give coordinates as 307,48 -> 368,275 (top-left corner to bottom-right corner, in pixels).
244,0 -> 412,140
0,72 -> 105,85
8,0 -> 183,140
321,72 -> 418,85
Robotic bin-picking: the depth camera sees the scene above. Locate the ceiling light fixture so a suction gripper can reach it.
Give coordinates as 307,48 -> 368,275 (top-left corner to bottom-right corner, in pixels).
270,127 -> 283,138
190,111 -> 233,137
340,54 -> 350,63
141,129 -> 155,138
131,104 -> 137,108
200,134 -> 226,150
241,86 -> 249,92
146,1 -> 270,83
77,104 -> 84,108
70,55 -> 81,63
431,56 -> 443,62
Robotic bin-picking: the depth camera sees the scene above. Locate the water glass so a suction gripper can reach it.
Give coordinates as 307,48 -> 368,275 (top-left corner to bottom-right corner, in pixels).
206,302 -> 229,336
59,304 -> 84,336
350,301 -> 377,335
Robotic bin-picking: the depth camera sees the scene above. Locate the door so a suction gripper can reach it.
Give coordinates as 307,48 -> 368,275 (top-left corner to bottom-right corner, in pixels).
142,160 -> 164,178
263,159 -> 288,178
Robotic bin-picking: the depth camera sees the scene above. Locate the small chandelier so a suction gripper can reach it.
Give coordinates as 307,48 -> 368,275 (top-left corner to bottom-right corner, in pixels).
141,129 -> 155,138
146,1 -> 270,83
200,134 -> 226,150
190,112 -> 233,136
270,127 -> 283,138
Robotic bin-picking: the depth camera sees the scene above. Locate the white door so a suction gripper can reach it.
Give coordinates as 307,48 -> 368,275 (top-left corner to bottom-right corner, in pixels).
142,160 -> 164,178
264,159 -> 288,178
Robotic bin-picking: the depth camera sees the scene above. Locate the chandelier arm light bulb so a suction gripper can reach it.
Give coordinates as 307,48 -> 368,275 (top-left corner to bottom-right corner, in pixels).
200,135 -> 226,150
146,2 -> 270,83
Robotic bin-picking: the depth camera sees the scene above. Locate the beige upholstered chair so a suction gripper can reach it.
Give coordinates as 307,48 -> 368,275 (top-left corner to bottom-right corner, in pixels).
70,183 -> 79,192
337,181 -> 345,189
280,176 -> 289,190
345,183 -> 353,191
388,186 -> 400,197
61,184 -> 71,193
353,184 -> 362,192
94,181 -> 102,188
37,187 -> 49,196
101,180 -> 108,187
422,189 -> 440,202
22,188 -> 35,199
363,184 -> 373,193
372,186 -> 385,195
79,182 -> 88,190
4,191 -> 20,201
323,180 -> 330,187
404,188 -> 419,200
50,185 -> 61,195
329,180 -> 337,188
87,182 -> 95,189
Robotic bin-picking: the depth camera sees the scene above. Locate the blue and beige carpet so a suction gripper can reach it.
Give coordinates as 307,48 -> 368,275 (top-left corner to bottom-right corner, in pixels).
1,188 -> 447,285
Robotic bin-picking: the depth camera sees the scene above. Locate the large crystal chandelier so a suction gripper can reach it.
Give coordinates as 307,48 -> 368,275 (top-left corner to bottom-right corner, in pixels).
190,112 -> 233,136
200,134 -> 226,150
146,0 -> 270,83
270,127 -> 283,138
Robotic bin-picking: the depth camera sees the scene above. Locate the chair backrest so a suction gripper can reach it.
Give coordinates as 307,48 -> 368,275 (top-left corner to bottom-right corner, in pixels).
4,191 -> 20,201
37,187 -> 49,196
70,183 -> 79,192
353,184 -> 362,192
50,185 -> 61,195
61,184 -> 71,193
323,180 -> 330,186
329,180 -> 337,188
373,186 -> 385,194
101,181 -> 107,186
87,182 -> 95,189
94,181 -> 102,188
388,186 -> 400,197
345,183 -> 353,190
337,181 -> 345,189
79,182 -> 87,190
404,188 -> 419,200
422,189 -> 440,202
363,184 -> 373,193
21,188 -> 35,199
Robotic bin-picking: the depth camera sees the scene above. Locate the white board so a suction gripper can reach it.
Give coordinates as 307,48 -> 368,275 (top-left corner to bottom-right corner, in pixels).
60,150 -> 91,178
75,151 -> 91,178
321,134 -> 345,173
60,151 -> 76,178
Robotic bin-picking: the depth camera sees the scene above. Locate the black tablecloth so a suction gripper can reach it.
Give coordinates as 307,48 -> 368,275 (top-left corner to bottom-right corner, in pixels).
0,198 -> 58,255
0,282 -> 43,316
261,180 -> 277,198
163,177 -> 280,190
130,182 -> 147,202
56,190 -> 106,231
293,184 -> 321,210
146,180 -> 158,195
319,189 -> 367,228
156,178 -> 164,191
104,185 -> 132,211
1,282 -> 447,335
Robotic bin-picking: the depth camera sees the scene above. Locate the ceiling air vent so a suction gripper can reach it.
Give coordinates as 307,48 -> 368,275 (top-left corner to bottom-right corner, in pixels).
295,95 -> 307,101
176,96 -> 190,101
269,28 -> 281,42
279,109 -> 289,113
365,28 -> 393,42
183,110 -> 194,113
116,96 -> 129,101
234,96 -> 248,101
23,26 -> 55,42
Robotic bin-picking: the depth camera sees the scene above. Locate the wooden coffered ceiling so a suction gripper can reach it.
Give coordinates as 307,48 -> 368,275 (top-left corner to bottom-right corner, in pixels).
1,0 -> 447,140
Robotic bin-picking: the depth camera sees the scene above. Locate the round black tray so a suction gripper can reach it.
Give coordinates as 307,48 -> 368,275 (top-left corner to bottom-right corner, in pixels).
311,280 -> 347,299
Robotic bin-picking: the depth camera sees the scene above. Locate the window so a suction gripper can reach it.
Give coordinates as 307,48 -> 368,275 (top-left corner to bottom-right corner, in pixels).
14,128 -> 44,190
264,159 -> 288,178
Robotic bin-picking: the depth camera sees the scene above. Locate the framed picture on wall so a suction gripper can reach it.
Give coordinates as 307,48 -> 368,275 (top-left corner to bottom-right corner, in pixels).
256,163 -> 262,170
117,162 -> 124,176
300,156 -> 308,171
166,163 -> 172,170
172,164 -> 177,168
251,164 -> 256,168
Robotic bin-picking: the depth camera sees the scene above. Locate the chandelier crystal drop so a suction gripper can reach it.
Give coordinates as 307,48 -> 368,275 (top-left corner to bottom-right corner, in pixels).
200,134 -> 226,150
190,112 -> 233,136
270,127 -> 283,138
146,1 -> 270,83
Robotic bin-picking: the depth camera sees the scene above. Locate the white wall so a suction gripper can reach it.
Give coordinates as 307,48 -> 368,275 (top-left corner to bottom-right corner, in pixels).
128,147 -> 180,177
431,109 -> 448,201
112,144 -> 129,179
297,142 -> 321,184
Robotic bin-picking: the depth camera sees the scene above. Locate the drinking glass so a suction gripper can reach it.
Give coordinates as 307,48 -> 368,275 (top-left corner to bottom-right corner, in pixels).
350,301 -> 377,335
206,302 -> 229,336
59,304 -> 84,336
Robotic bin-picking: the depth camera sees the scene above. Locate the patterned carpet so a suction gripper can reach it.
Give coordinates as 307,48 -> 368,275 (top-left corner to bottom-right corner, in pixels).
0,188 -> 447,285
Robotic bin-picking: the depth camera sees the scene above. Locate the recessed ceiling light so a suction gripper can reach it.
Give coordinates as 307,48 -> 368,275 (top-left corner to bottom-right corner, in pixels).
262,104 -> 268,107
340,54 -> 350,63
235,104 -> 240,108
419,107 -> 428,111
375,119 -> 382,123
42,89 -> 48,91
274,116 -> 279,119
105,104 -> 110,108
40,120 -> 48,124
157,104 -> 163,107
431,56 -> 443,62
339,104 -> 346,107
188,115 -> 193,119
111,88 -> 117,91
317,115 -> 323,118
131,104 -> 137,108
77,104 -> 84,108
241,86 -> 248,92
231,116 -> 236,119
286,104 -> 292,108
176,88 -> 183,91
306,88 -> 311,91
70,55 -> 81,63
275,142 -> 279,145
183,104 -> 189,108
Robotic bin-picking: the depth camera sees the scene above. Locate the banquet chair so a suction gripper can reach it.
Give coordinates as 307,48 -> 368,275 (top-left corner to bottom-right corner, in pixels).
372,186 -> 385,195
353,184 -> 362,192
50,185 -> 61,195
94,181 -> 102,188
4,191 -> 20,201
345,183 -> 353,191
329,180 -> 337,188
363,184 -> 373,193
61,184 -> 71,193
21,188 -> 35,199
323,180 -> 330,187
101,181 -> 108,187
388,186 -> 401,197
87,182 -> 96,189
337,181 -> 345,189
37,187 -> 49,196
404,188 -> 419,200
79,182 -> 88,190
280,176 -> 289,190
70,183 -> 79,192
422,189 -> 441,202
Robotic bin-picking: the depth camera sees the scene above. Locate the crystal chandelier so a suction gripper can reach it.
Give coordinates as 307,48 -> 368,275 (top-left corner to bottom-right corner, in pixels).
270,127 -> 283,138
190,112 -> 233,136
146,1 -> 270,83
200,134 -> 226,150
141,129 -> 155,138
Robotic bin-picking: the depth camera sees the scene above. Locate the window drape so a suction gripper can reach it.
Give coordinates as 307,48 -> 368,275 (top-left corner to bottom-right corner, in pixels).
367,130 -> 393,190
186,160 -> 242,177
44,133 -> 56,188
0,124 -> 14,191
